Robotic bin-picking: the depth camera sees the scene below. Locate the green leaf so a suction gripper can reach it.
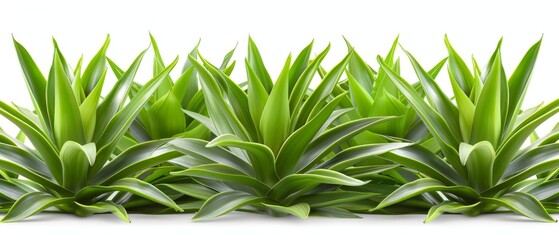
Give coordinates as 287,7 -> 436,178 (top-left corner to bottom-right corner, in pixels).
193,190 -> 264,221
92,140 -> 181,184
263,203 -> 310,219
295,191 -> 377,208
12,38 -> 51,135
92,57 -> 178,174
168,138 -> 253,175
481,192 -> 555,223
1,192 -> 73,223
79,72 -> 105,142
425,201 -> 481,223
0,143 -> 71,196
459,141 -> 495,192
378,56 -> 465,177
528,179 -> 559,201
94,49 -> 147,141
490,143 -> 559,195
268,169 -> 367,202
149,34 -> 174,99
289,45 -> 330,112
207,134 -> 276,184
60,141 -> 96,192
171,163 -> 270,194
74,201 -> 129,222
158,183 -> 217,200
373,178 -> 478,211
260,55 -> 291,154
0,179 -> 28,201
171,66 -> 195,103
348,73 -> 373,117
445,35 -> 474,95
246,60 -> 269,128
297,117 -> 395,173
53,50 -> 85,147
81,35 -> 110,95
147,91 -> 186,139
0,103 -> 62,182
276,93 -> 347,177
311,207 -> 361,218
504,39 -> 542,134
319,142 -> 413,171
382,145 -> 463,185
402,48 -> 461,140
470,51 -> 503,147
189,55 -> 250,140
76,178 -> 182,212
493,99 -> 559,181
295,51 -> 351,127
288,41 -> 313,91
449,72 -> 475,143
344,38 -> 375,91
247,37 -> 273,92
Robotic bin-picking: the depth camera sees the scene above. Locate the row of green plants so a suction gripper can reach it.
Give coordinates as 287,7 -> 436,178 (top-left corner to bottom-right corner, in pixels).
1,35 -> 559,223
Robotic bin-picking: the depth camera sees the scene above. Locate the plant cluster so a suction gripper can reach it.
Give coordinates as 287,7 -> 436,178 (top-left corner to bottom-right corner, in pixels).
1,35 -> 558,223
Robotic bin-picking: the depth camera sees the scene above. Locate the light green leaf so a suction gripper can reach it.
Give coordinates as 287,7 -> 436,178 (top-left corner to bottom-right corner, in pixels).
74,201 -> 129,222
263,203 -> 310,219
92,57 -> 178,174
53,50 -> 85,147
289,45 -> 330,112
378,56 -> 465,177
246,59 -> 269,127
504,39 -> 542,134
193,190 -> 264,221
425,201 -> 481,223
297,117 -> 395,173
147,91 -> 186,139
77,178 -> 182,211
403,48 -> 461,140
1,192 -> 73,223
268,169 -> 367,202
79,71 -> 105,142
95,49 -> 147,141
459,141 -> 495,192
373,178 -> 478,211
168,138 -> 253,175
481,192 -> 555,223
171,163 -> 269,194
288,41 -> 313,91
470,51 -> 502,147
12,38 -> 51,135
445,35 -> 474,95
81,35 -> 110,95
60,141 -> 96,192
247,37 -> 273,92
208,134 -> 276,184
348,72 -> 373,117
260,55 -> 291,154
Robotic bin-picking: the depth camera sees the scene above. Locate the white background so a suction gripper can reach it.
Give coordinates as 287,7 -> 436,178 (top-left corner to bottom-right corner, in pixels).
1,0 -> 559,238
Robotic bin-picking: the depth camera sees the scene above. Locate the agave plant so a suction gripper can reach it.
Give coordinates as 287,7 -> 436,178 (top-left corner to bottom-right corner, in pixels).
0,36 -> 184,222
372,36 -> 559,222
339,37 -> 445,143
158,38 -> 411,220
326,38 -> 450,214
113,35 -> 237,145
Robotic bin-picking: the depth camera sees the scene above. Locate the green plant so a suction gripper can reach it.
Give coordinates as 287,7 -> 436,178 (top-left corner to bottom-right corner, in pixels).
0,36 -> 183,222
163,39 -> 411,220
373,36 -> 559,222
330,38 -> 450,213
116,35 -> 237,144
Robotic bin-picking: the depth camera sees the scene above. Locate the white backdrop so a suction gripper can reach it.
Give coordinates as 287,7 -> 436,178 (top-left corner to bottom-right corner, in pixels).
0,0 -> 558,238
